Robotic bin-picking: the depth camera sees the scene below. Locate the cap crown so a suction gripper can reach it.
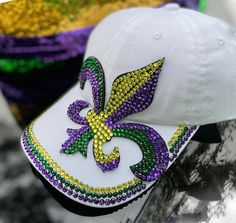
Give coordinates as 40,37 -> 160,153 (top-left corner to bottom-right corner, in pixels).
82,5 -> 236,125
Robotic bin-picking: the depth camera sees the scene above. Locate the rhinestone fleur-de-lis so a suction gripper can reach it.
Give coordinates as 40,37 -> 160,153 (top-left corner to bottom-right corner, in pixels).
61,57 -> 169,182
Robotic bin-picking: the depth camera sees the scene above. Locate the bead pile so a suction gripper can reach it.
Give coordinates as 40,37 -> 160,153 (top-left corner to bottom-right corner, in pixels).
0,0 -> 167,37
0,0 -> 167,74
0,27 -> 91,66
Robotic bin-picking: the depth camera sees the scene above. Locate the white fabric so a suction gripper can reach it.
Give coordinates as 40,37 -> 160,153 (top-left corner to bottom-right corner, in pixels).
85,4 -> 236,125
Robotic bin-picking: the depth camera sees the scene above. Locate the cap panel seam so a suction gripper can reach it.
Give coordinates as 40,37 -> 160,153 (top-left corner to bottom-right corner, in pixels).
178,12 -> 206,122
103,11 -> 151,80
105,12 -> 157,83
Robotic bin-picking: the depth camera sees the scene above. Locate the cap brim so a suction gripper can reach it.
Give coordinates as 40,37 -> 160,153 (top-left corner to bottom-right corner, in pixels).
21,82 -> 198,212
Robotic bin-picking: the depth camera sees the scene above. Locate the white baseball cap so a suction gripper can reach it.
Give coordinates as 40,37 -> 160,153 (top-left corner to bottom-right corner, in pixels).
21,3 -> 236,215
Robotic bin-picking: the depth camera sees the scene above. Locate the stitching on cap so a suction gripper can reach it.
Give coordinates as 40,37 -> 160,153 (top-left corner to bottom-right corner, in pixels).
178,12 -> 204,119
105,10 -> 155,81
103,10 -> 150,78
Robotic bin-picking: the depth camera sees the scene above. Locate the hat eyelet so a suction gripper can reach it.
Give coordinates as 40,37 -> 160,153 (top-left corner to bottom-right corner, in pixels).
153,32 -> 162,40
218,38 -> 225,46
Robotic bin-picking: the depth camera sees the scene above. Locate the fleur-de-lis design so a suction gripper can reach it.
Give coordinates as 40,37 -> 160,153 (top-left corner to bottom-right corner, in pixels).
61,57 -> 169,182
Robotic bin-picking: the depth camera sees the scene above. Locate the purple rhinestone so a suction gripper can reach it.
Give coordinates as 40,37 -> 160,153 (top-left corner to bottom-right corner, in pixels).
53,180 -> 59,186
58,183 -> 63,190
110,198 -> 116,204
99,199 -> 105,205
94,199 -> 99,204
42,169 -> 46,175
63,187 -> 68,193
73,193 -> 78,198
116,196 -> 121,203
84,196 -> 88,202
121,194 -> 126,201
105,199 -> 110,205
45,173 -> 50,179
137,186 -> 142,192
86,197 -> 91,203
79,195 -> 85,201
127,192 -> 132,198
68,190 -> 73,196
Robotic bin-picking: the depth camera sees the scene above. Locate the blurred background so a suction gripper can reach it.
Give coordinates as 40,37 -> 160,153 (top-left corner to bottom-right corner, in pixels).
1,0 -> 236,222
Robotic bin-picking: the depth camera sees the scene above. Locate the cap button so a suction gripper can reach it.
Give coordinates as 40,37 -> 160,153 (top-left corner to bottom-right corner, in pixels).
163,3 -> 180,11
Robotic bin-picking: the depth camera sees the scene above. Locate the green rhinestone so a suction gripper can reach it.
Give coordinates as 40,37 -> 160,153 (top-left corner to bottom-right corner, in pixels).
173,142 -> 178,147
64,182 -> 70,187
75,187 -> 80,193
184,127 -> 188,132
123,188 -> 128,193
95,194 -> 101,199
112,191 -> 118,197
107,193 -> 113,198
36,154 -> 40,159
80,189 -> 85,194
90,193 -> 96,198
101,193 -> 107,198
70,184 -> 75,190
179,133 -> 185,139
118,190 -> 123,195
86,192 -> 92,197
